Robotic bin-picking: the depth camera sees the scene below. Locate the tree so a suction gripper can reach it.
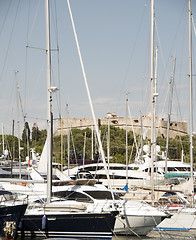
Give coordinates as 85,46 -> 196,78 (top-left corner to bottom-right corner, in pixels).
22,122 -> 30,145
32,123 -> 41,142
21,122 -> 30,158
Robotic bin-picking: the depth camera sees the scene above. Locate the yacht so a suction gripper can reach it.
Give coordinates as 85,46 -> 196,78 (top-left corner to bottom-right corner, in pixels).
63,162 -> 151,190
52,181 -> 168,236
19,200 -> 117,239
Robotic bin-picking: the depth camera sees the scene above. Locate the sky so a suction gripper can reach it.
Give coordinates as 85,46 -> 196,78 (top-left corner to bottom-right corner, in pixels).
0,0 -> 196,136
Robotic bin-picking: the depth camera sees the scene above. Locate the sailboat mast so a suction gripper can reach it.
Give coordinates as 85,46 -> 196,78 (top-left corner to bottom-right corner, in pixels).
61,118 -> 63,172
15,71 -> 21,179
150,0 -> 155,204
2,124 -> 4,156
125,94 -> 128,188
188,0 -> 194,204
65,104 -> 70,176
165,57 -> 176,172
91,125 -> 94,160
107,115 -> 110,165
45,0 -> 52,204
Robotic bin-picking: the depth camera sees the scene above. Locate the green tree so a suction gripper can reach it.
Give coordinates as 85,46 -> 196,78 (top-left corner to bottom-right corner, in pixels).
22,122 -> 30,145
32,124 -> 41,142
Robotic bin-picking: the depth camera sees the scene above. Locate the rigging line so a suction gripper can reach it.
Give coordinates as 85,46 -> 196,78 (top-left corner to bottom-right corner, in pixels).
0,0 -> 12,37
155,3 -> 186,117
115,1 -> 148,114
25,116 -> 47,121
49,1 -> 61,118
54,0 -> 62,118
138,16 -> 151,119
192,15 -> 196,38
67,0 -> 114,199
16,75 -> 25,123
24,0 -> 31,119
5,75 -> 15,126
50,0 -> 60,47
28,0 -> 42,44
154,20 -> 169,116
127,103 -> 139,158
70,129 -> 77,161
56,50 -> 61,118
24,0 -> 45,118
157,1 -> 186,86
173,81 -> 185,152
145,20 -> 151,115
0,0 -> 21,84
26,46 -> 46,51
129,141 -> 135,163
27,59 -> 45,117
51,64 -> 61,118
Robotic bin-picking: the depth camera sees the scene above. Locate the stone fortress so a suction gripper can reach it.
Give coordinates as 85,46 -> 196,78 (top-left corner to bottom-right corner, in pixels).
54,112 -> 187,139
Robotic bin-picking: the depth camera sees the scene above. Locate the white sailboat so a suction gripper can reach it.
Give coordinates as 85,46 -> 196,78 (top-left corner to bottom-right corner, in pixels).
16,1 -> 117,238
155,0 -> 196,231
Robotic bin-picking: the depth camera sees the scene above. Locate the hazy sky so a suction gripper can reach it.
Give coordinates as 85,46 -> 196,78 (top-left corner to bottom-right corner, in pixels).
0,0 -> 196,135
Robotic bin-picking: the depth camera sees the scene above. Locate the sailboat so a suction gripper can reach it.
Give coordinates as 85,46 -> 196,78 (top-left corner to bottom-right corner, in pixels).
16,0 -> 117,238
154,0 -> 196,231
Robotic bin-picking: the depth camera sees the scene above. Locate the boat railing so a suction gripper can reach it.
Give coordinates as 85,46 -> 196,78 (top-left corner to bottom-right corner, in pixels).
0,191 -> 28,206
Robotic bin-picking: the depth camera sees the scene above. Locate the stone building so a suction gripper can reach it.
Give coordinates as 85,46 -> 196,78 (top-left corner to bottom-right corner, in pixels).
54,112 -> 187,139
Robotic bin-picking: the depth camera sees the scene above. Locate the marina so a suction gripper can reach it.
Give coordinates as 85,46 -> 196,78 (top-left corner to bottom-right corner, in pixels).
0,0 -> 196,239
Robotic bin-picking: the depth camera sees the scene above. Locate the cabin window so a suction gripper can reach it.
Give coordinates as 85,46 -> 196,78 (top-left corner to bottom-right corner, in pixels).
84,191 -> 120,200
83,166 -> 103,171
53,191 -> 93,203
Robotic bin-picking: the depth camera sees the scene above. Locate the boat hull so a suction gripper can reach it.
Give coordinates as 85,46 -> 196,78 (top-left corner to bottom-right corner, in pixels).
155,212 -> 196,231
0,204 -> 27,239
115,215 -> 166,236
18,211 -> 118,239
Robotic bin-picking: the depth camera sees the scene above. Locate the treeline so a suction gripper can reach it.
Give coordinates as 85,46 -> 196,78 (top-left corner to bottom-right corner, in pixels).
53,126 -> 196,165
0,122 -> 47,162
0,123 -> 195,165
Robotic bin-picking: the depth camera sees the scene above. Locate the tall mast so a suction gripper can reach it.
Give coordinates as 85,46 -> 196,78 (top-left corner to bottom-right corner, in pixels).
154,46 -> 158,182
150,0 -> 155,205
2,124 -> 4,157
83,132 -> 86,167
125,95 -> 128,189
45,0 -> 52,204
140,112 -> 143,163
65,104 -> 70,176
91,125 -> 94,161
11,120 -> 15,178
60,118 -> 63,172
107,114 -> 110,166
165,57 -> 176,172
188,0 -> 194,205
15,71 -> 21,179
